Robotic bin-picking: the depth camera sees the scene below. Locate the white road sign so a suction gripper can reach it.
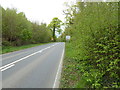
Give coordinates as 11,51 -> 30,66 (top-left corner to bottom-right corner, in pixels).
66,35 -> 71,41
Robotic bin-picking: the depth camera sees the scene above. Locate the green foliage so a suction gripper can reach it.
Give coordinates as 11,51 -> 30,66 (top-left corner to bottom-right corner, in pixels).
48,17 -> 62,30
20,29 -> 32,41
57,32 -> 66,42
2,40 -> 12,46
2,7 -> 52,47
31,22 -> 52,43
61,2 -> 120,88
63,2 -> 77,25
48,17 -> 63,41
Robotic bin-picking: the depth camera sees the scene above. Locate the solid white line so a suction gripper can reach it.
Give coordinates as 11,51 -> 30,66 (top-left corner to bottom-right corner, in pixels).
1,64 -> 15,72
53,43 -> 65,88
0,43 -> 58,71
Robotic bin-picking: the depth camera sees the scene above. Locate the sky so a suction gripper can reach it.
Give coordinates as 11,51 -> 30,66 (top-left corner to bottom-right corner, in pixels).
0,0 -> 118,24
0,0 -> 75,25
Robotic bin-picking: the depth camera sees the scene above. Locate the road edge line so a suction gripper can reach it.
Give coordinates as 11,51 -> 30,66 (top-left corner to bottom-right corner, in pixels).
53,43 -> 65,88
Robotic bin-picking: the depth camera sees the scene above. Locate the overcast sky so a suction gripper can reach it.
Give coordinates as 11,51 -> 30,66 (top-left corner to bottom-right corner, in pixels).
0,0 -> 75,25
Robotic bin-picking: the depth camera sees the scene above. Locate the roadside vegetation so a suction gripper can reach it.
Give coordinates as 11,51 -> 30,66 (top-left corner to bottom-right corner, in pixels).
60,2 -> 120,88
1,1 -> 119,88
2,6 -> 52,47
1,6 -> 63,54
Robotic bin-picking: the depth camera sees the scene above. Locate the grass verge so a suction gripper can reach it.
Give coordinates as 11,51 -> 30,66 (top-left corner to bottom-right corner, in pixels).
60,42 -> 81,88
1,42 -> 52,54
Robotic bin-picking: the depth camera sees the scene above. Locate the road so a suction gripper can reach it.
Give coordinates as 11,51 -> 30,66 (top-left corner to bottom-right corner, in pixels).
1,42 -> 65,88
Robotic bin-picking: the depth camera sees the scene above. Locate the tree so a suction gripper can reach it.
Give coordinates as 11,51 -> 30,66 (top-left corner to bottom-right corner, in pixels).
31,22 -> 52,43
2,7 -> 52,46
63,2 -> 77,27
48,17 -> 62,42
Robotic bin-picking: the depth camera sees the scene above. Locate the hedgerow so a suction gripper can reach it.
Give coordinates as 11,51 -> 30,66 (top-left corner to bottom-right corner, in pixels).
61,2 -> 120,88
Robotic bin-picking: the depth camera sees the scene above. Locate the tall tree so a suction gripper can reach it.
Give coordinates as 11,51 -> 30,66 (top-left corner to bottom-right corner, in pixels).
48,17 -> 62,42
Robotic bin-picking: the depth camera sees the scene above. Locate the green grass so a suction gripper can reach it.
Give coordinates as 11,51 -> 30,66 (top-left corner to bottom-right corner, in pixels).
60,42 -> 82,88
1,42 -> 52,54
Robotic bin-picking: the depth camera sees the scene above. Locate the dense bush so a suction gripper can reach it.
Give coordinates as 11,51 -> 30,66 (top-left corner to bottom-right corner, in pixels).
61,2 -> 120,88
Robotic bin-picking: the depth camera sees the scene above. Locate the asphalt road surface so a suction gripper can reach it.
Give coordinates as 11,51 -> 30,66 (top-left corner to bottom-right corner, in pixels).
1,42 -> 65,88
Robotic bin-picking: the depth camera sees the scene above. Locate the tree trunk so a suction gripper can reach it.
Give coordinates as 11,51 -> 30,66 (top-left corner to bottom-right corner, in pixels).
53,24 -> 56,42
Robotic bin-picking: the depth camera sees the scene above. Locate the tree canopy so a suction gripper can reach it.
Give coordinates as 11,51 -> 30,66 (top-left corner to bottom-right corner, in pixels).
48,17 -> 63,41
2,7 -> 52,46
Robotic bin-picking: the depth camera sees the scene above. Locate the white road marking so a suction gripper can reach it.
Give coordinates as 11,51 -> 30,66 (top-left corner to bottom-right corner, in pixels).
1,64 -> 15,72
0,43 -> 58,72
1,43 -> 59,61
53,43 -> 65,88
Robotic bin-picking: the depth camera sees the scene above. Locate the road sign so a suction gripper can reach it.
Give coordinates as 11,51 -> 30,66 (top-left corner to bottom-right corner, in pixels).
66,35 -> 71,41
